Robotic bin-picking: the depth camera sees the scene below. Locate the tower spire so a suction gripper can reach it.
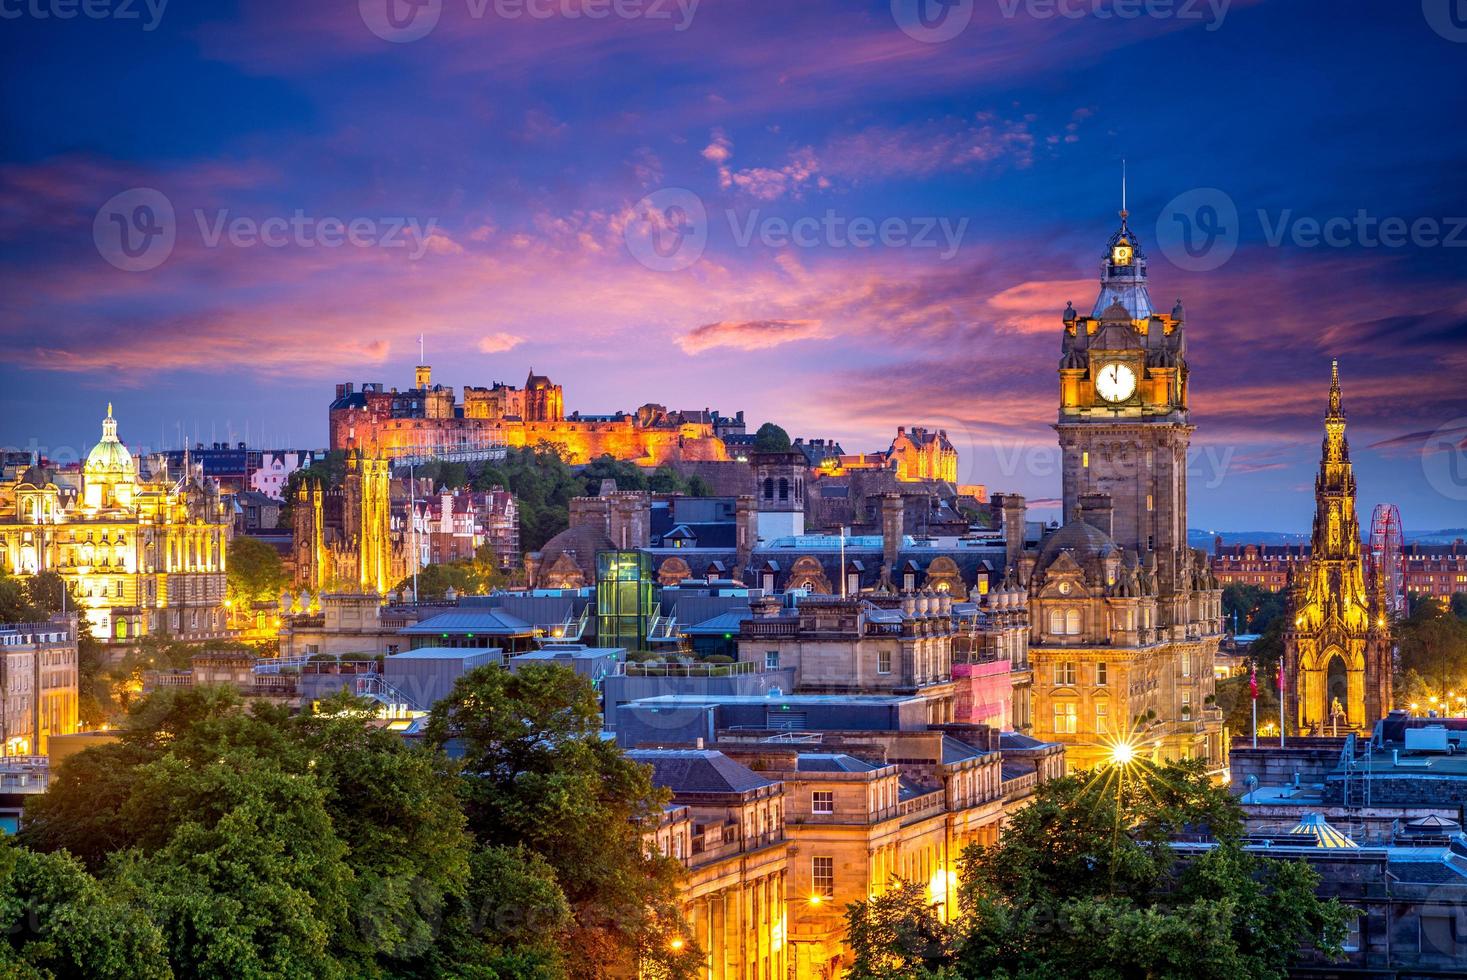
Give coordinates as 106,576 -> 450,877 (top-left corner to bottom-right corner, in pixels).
1328,358 -> 1343,419
1120,158 -> 1128,219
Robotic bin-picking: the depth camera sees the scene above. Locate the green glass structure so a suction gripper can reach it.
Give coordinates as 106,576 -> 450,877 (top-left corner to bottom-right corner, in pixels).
596,551 -> 652,653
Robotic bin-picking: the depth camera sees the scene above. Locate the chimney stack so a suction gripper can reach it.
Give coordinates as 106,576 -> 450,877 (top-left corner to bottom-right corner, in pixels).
1079,492 -> 1114,538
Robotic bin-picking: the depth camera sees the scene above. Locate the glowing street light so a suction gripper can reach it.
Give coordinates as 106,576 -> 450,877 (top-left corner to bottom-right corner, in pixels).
669,937 -> 684,952
1110,741 -> 1136,766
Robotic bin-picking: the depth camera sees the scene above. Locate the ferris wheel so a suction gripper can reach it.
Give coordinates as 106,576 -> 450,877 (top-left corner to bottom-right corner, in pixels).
1368,503 -> 1405,616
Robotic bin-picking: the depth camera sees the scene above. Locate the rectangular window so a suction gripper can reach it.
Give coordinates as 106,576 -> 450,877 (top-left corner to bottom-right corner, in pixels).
1096,662 -> 1108,686
765,650 -> 780,670
812,791 -> 834,814
1054,662 -> 1077,686
1181,652 -> 1192,678
1082,451 -> 1089,468
877,650 -> 892,675
812,857 -> 834,898
1053,702 -> 1078,735
1095,701 -> 1109,733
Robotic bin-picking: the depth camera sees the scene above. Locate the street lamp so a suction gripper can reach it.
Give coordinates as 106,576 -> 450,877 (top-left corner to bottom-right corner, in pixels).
1111,742 -> 1136,766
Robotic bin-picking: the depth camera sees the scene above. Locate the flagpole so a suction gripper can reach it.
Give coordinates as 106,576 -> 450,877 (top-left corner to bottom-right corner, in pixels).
1278,663 -> 1286,748
1250,664 -> 1258,749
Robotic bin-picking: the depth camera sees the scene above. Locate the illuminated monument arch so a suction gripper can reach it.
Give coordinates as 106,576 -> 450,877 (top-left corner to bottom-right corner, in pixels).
1283,362 -> 1392,734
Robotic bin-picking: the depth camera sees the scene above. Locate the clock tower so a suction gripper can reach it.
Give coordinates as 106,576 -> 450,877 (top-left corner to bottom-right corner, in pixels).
1056,208 -> 1192,592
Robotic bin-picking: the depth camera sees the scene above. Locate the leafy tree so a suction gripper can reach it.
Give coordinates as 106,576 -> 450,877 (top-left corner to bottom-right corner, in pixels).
1451,591 -> 1467,622
1396,609 -> 1467,698
226,536 -> 288,609
845,878 -> 959,979
0,839 -> 171,979
580,455 -> 648,493
949,760 -> 1355,979
751,422 -> 791,453
0,570 -> 78,624
426,664 -> 694,979
1222,583 -> 1286,635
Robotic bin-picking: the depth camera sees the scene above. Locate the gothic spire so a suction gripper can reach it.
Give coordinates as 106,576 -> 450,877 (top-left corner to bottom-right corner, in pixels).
1328,358 -> 1344,419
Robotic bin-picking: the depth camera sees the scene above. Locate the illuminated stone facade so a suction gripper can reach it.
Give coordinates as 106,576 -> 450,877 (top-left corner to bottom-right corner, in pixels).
292,451 -> 410,595
887,426 -> 958,483
330,365 -> 730,466
1283,364 -> 1393,734
0,407 -> 231,643
1020,213 -> 1226,774
0,617 -> 79,755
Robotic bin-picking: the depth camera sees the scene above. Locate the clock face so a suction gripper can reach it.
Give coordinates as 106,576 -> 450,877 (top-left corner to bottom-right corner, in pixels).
1096,362 -> 1137,403
1112,242 -> 1133,266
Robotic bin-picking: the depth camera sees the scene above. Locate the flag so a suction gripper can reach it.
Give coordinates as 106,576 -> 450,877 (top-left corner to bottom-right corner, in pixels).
1249,665 -> 1258,701
1276,662 -> 1285,692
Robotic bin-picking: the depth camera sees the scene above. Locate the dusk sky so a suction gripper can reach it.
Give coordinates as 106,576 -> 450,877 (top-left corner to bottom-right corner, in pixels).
2,0 -> 1465,532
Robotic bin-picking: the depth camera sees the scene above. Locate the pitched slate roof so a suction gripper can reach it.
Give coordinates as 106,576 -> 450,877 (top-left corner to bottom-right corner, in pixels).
795,753 -> 879,773
627,749 -> 775,795
400,609 -> 536,636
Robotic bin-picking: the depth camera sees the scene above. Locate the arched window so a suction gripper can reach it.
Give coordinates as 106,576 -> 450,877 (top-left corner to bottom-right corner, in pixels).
763,477 -> 774,500
1048,609 -> 1065,634
778,478 -> 789,501
1065,609 -> 1082,635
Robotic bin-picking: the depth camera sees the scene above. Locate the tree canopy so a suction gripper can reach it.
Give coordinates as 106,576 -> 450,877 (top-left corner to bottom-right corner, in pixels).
226,536 -> 288,609
17,675 -> 697,978
751,422 -> 792,453
845,760 -> 1356,980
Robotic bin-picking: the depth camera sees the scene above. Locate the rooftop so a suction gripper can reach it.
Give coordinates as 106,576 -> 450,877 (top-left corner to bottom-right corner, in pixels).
386,646 -> 502,661
400,609 -> 536,636
627,748 -> 776,795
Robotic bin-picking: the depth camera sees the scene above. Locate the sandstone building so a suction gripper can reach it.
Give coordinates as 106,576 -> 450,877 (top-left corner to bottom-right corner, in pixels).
1018,211 -> 1227,773
0,407 -> 231,643
329,364 -> 732,466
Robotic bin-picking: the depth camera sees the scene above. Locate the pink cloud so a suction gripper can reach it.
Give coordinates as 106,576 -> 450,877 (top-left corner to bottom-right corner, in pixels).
477,332 -> 524,353
679,318 -> 825,354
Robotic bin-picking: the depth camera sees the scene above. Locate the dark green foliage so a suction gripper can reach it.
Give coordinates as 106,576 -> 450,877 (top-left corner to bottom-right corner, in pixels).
845,762 -> 1353,979
1222,583 -> 1286,635
846,879 -> 960,979
427,664 -> 695,980
751,422 -> 791,453
18,670 -> 696,978
226,536 -> 288,608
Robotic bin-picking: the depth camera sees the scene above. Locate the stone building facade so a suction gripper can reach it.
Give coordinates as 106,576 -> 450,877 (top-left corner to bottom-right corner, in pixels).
292,451 -> 410,595
0,407 -> 231,643
0,616 -> 79,755
1020,212 -> 1226,774
632,749 -> 789,980
329,364 -> 729,466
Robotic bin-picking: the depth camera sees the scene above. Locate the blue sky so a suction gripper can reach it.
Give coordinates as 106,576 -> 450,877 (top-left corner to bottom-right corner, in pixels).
1,0 -> 1465,530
